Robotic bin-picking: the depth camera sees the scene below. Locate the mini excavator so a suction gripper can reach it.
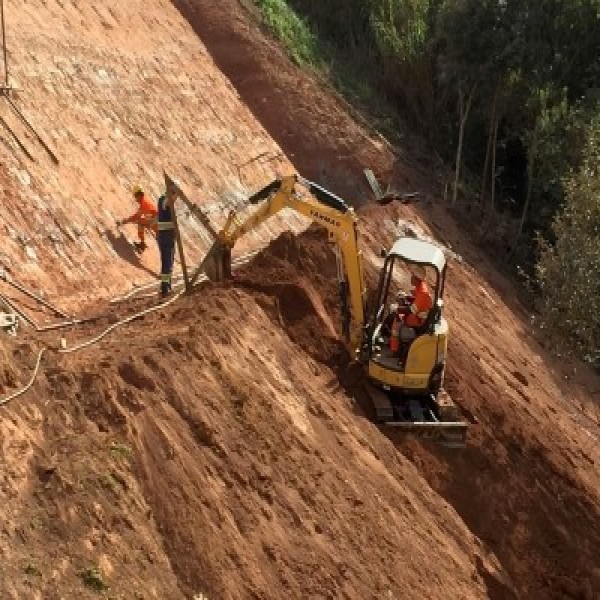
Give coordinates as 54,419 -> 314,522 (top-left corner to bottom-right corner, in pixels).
201,174 -> 467,447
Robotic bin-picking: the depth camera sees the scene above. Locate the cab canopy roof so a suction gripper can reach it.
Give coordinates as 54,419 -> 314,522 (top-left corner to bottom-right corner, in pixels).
388,237 -> 446,273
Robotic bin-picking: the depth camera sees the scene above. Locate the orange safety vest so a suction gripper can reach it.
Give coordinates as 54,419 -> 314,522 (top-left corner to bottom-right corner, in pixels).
124,195 -> 158,229
404,280 -> 433,328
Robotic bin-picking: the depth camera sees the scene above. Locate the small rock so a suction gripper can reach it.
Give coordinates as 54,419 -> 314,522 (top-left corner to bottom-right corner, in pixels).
17,170 -> 31,186
25,246 -> 38,261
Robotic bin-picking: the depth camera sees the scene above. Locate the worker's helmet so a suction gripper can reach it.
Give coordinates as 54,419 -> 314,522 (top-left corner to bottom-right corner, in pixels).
132,185 -> 144,197
409,264 -> 426,280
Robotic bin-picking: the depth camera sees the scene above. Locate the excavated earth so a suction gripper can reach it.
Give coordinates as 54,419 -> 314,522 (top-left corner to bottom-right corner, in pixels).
1,1 -> 600,599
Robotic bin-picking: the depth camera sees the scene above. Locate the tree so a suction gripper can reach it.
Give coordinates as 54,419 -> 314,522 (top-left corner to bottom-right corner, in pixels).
536,113 -> 600,367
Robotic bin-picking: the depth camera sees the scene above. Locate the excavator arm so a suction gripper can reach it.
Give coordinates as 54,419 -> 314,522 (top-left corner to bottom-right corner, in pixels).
207,174 -> 367,355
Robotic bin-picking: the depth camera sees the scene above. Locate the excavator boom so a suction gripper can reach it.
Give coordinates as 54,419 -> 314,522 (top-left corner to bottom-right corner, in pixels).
206,174 -> 367,355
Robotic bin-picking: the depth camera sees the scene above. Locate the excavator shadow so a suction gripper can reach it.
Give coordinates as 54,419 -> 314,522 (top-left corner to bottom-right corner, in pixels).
104,230 -> 157,280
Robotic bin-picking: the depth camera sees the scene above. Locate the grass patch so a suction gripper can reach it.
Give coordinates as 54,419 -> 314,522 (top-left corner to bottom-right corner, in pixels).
110,441 -> 133,462
80,566 -> 108,593
254,0 -> 320,67
100,473 -> 117,491
24,563 -> 42,577
252,0 -> 405,144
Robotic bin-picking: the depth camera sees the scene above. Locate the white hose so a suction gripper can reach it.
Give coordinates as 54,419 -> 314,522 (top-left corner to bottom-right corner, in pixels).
0,249 -> 259,406
59,290 -> 184,354
0,348 -> 46,407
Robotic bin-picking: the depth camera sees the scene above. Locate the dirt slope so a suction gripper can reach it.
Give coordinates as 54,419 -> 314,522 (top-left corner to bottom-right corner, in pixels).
0,238 -> 497,600
2,227 -> 599,598
171,0 -> 401,202
0,0 -> 306,308
1,1 -> 599,599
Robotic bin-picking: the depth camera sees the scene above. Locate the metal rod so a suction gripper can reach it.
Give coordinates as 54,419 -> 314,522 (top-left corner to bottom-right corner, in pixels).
166,173 -> 218,238
0,293 -> 36,327
5,96 -> 59,164
35,314 -> 107,332
0,114 -> 34,160
2,276 -> 70,318
1,0 -> 8,88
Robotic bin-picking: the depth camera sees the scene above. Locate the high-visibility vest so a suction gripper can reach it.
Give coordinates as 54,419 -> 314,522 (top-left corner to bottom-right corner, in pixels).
404,280 -> 433,327
125,195 -> 157,226
390,315 -> 401,352
157,195 -> 174,231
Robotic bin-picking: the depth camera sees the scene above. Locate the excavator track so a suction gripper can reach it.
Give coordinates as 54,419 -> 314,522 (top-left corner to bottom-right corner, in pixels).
365,383 -> 467,448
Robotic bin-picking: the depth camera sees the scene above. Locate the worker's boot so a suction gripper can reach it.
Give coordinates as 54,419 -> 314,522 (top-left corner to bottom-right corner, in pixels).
160,282 -> 171,298
133,241 -> 147,254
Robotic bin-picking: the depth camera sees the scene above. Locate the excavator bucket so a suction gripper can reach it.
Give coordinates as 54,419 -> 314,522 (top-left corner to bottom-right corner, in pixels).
365,383 -> 467,448
200,241 -> 232,283
187,239 -> 232,286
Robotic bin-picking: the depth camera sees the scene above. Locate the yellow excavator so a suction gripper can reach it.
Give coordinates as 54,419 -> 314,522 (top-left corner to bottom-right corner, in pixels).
200,174 -> 467,447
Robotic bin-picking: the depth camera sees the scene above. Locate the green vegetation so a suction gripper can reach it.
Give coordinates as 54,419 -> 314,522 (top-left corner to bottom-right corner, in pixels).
253,0 -> 600,367
110,441 -> 133,462
253,0 -> 320,66
536,116 -> 600,366
24,563 -> 42,577
100,473 -> 118,491
80,566 -> 108,592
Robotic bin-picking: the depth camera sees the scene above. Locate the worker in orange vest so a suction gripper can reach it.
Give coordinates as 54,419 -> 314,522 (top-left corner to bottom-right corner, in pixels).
389,264 -> 433,365
116,185 -> 158,253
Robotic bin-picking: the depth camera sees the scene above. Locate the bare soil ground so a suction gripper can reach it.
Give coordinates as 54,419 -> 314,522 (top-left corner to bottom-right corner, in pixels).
0,1 -> 599,599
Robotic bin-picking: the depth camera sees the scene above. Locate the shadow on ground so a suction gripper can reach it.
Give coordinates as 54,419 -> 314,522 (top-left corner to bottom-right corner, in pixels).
104,230 -> 157,279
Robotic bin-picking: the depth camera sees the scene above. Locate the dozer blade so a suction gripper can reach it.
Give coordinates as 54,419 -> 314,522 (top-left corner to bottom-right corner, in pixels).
365,383 -> 467,448
381,421 -> 467,448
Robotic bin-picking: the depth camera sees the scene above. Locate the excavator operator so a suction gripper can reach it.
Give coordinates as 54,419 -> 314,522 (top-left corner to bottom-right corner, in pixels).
117,185 -> 158,253
388,265 -> 433,366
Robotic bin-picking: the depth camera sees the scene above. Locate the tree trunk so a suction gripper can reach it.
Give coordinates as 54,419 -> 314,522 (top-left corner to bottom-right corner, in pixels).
452,81 -> 477,206
480,80 -> 500,209
489,115 -> 499,215
509,125 -> 538,259
482,115 -> 500,238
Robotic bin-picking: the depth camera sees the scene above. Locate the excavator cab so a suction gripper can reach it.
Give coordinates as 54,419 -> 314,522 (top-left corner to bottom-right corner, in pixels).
364,237 -> 467,447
